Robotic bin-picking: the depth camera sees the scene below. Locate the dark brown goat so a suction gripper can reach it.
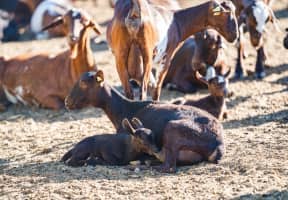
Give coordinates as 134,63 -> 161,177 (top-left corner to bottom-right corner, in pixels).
65,70 -> 224,172
61,129 -> 156,167
152,0 -> 238,100
107,0 -> 180,100
0,9 -> 101,110
124,117 -> 224,173
172,70 -> 231,120
164,29 -> 229,93
284,28 -> 288,49
231,0 -> 279,79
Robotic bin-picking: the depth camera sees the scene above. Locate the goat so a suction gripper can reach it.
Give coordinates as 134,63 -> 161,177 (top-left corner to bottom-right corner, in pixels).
107,0 -> 180,100
172,69 -> 231,120
65,70 -> 224,172
0,9 -> 101,110
284,28 -> 288,49
123,117 -> 224,173
164,29 -> 229,93
231,0 -> 279,79
30,0 -> 73,39
151,0 -> 238,101
61,130 -> 156,167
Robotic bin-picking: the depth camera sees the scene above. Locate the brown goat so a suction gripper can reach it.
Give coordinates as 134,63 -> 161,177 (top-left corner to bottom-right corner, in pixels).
65,70 -> 224,172
0,9 -> 101,110
61,130 -> 156,167
107,0 -> 180,100
152,0 -> 238,100
284,28 -> 288,49
172,70 -> 231,120
231,0 -> 279,79
164,29 -> 229,93
30,0 -> 74,39
124,117 -> 224,173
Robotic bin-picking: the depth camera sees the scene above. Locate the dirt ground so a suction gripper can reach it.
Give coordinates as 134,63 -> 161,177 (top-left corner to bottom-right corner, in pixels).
0,0 -> 288,199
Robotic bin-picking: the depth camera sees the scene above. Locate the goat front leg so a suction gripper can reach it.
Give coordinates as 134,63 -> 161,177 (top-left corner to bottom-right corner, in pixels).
115,54 -> 134,99
156,147 -> 177,173
140,48 -> 153,100
255,46 -> 266,79
235,31 -> 245,79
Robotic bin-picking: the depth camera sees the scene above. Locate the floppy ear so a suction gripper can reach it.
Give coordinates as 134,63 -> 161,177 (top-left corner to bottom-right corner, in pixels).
122,118 -> 135,135
42,16 -> 64,31
95,70 -> 104,83
131,117 -> 144,129
224,67 -> 231,78
195,70 -> 208,86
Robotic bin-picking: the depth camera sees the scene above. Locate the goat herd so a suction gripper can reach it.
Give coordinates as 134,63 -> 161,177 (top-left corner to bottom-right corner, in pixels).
0,0 -> 287,174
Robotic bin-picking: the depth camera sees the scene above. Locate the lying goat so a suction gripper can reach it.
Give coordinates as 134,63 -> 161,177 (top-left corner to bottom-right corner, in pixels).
151,0 -> 238,100
284,28 -> 288,49
231,0 -> 279,79
123,117 -> 224,173
65,70 -> 224,172
61,131 -> 156,167
164,29 -> 229,93
0,9 -> 101,110
107,0 -> 180,100
172,69 -> 231,120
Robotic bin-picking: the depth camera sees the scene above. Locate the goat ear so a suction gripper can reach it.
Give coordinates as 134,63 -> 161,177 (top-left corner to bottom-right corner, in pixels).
122,118 -> 135,135
131,117 -> 144,129
195,71 -> 208,85
91,21 -> 102,35
224,67 -> 231,78
95,70 -> 104,83
42,16 -> 64,31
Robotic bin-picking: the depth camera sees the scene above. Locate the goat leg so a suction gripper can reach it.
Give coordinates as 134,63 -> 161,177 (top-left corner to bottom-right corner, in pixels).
255,46 -> 266,79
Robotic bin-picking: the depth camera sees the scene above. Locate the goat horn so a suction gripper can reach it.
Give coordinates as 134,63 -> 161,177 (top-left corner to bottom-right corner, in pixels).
224,66 -> 231,78
41,16 -> 64,31
131,117 -> 144,129
91,21 -> 102,35
122,118 -> 136,134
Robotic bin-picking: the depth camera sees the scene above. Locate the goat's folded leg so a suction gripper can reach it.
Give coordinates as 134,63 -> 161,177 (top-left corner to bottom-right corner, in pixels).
155,147 -> 177,173
40,95 -> 64,110
255,46 -> 266,79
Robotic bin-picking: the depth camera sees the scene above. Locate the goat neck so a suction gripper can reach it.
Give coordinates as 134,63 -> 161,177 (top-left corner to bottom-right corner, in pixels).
174,2 -> 210,42
96,83 -> 152,132
70,27 -> 96,83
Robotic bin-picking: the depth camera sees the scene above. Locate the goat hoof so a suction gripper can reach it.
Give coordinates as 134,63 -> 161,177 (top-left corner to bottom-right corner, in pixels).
254,71 -> 266,79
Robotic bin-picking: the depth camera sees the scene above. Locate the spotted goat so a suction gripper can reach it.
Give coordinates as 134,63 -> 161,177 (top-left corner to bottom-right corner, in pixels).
0,9 -> 101,110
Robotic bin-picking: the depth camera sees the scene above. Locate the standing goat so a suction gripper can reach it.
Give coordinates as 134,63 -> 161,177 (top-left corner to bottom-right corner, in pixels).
65,70 -> 224,172
123,117 -> 224,173
172,69 -> 231,120
107,0 -> 180,100
152,0 -> 238,100
0,9 -> 101,110
231,0 -> 279,79
164,29 -> 229,93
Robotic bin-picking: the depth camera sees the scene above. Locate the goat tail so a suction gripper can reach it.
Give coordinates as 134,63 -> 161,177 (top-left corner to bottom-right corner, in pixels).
125,0 -> 142,36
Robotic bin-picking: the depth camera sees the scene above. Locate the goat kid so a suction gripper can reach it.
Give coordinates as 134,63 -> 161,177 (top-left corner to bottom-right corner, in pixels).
173,69 -> 231,120
152,0 -> 238,101
65,70 -> 224,172
232,0 -> 279,79
164,29 -> 229,93
0,9 -> 101,110
123,117 -> 224,173
107,0 -> 180,100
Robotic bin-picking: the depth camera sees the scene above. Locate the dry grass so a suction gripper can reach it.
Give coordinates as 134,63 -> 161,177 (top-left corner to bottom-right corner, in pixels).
0,0 -> 288,199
